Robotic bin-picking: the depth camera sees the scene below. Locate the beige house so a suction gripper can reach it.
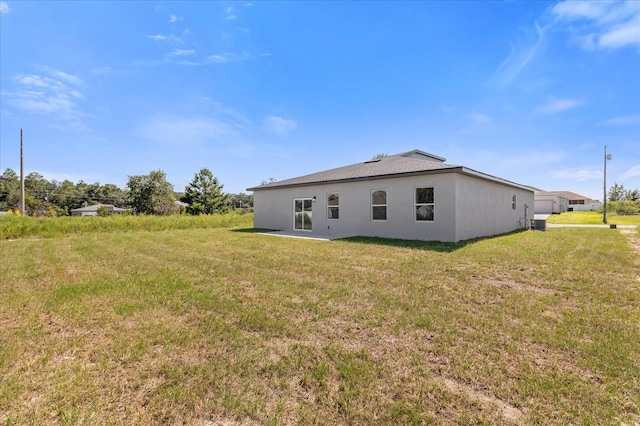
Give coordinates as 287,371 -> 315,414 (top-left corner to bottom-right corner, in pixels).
247,150 -> 534,242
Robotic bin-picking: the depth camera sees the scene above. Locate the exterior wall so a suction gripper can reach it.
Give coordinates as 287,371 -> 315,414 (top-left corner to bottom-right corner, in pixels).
71,211 -> 97,217
253,173 -> 533,242
454,174 -> 533,241
253,175 -> 457,241
534,195 -> 568,214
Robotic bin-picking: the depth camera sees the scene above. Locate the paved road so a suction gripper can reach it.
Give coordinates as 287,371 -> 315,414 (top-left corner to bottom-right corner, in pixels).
546,223 -> 637,229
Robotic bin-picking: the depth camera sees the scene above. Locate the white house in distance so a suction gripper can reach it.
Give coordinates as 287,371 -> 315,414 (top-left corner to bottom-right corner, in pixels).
534,190 -> 569,214
247,150 -> 534,242
551,191 -> 601,211
70,204 -> 126,216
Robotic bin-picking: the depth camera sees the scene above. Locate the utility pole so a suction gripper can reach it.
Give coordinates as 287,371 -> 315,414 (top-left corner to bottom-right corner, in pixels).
20,129 -> 25,215
603,145 -> 612,224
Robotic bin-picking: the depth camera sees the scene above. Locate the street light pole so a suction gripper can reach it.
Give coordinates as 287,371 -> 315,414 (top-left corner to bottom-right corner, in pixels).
603,145 -> 612,224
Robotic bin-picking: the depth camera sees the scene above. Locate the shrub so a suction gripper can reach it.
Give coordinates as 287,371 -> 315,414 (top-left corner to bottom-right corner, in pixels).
603,200 -> 640,215
96,205 -> 110,217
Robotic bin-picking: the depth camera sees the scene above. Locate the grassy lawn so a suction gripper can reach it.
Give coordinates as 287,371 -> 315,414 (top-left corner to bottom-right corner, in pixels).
1,220 -> 639,424
546,211 -> 640,226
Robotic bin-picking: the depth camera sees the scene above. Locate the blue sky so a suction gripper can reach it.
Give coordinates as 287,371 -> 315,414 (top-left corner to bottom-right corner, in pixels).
1,1 -> 638,201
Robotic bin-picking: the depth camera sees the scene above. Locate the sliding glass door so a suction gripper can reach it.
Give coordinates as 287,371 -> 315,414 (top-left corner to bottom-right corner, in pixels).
294,198 -> 313,231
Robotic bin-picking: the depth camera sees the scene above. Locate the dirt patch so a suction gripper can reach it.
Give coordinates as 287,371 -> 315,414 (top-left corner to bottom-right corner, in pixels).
199,419 -> 260,426
523,341 -> 602,384
621,229 -> 640,281
479,278 -> 554,295
443,377 -> 524,423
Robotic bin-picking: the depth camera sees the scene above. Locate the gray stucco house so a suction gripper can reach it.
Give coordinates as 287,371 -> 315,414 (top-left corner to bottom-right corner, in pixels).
247,150 -> 534,242
71,204 -> 126,216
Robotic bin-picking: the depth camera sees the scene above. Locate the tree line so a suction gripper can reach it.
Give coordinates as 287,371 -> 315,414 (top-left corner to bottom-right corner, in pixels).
0,168 -> 253,216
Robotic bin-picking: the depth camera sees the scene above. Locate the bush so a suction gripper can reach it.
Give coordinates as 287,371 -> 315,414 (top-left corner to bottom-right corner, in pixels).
603,200 -> 640,215
96,205 -> 111,217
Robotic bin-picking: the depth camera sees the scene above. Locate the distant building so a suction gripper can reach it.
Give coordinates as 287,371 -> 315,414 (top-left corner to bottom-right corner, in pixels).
70,204 -> 127,217
551,191 -> 601,211
534,191 -> 569,214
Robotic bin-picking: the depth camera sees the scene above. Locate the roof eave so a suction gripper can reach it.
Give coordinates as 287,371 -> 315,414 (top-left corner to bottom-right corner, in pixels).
247,167 -> 464,191
248,166 -> 533,193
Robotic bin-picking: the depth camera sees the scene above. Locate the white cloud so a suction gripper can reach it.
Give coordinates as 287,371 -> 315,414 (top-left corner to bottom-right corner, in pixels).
488,22 -> 548,88
169,14 -> 182,23
148,34 -> 167,41
7,68 -> 88,129
602,114 -> 640,125
622,165 -> 640,178
169,49 -> 195,57
470,112 -> 491,124
553,168 -> 602,181
38,67 -> 85,86
600,14 -> 640,48
0,1 -> 10,13
92,66 -> 124,75
536,97 -> 583,114
206,52 -> 250,64
264,116 -> 297,135
551,0 -> 640,50
137,115 -> 241,146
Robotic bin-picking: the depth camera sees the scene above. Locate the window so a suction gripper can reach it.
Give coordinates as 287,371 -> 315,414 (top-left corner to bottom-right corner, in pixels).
371,190 -> 387,220
415,187 -> 434,221
512,194 -> 517,210
327,193 -> 339,219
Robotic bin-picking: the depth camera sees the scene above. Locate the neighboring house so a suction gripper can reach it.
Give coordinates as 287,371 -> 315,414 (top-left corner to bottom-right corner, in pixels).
551,191 -> 602,211
175,201 -> 188,211
534,190 -> 569,214
246,150 -> 534,243
70,204 -> 126,216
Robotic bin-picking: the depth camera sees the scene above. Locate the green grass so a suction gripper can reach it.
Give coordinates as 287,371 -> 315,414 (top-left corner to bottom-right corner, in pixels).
1,223 -> 639,424
546,211 -> 640,226
0,212 -> 253,240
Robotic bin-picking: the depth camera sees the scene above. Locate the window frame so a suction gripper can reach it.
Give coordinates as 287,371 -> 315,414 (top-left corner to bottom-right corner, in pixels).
327,192 -> 339,220
414,186 -> 435,222
512,194 -> 517,210
371,189 -> 387,221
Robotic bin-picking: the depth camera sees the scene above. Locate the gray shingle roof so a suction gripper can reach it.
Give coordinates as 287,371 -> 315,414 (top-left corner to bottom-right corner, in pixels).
71,204 -> 126,212
247,149 -> 532,192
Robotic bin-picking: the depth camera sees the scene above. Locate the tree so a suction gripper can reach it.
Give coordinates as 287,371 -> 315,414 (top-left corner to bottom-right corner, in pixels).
608,182 -> 626,201
24,172 -> 55,216
261,177 -> 277,186
624,188 -> 640,201
227,192 -> 253,209
127,170 -> 176,215
182,168 -> 228,215
0,168 -> 20,211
